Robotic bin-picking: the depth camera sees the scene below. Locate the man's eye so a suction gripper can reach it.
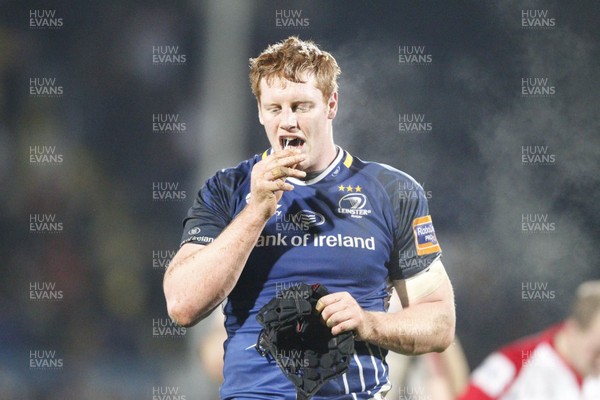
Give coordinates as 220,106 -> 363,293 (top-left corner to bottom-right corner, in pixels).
295,104 -> 310,112
268,108 -> 281,114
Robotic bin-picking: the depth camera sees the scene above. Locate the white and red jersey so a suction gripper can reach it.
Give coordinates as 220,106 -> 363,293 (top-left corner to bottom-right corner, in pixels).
459,324 -> 600,400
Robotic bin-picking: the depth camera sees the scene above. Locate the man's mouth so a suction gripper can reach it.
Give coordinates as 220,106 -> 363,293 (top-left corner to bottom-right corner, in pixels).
282,137 -> 305,150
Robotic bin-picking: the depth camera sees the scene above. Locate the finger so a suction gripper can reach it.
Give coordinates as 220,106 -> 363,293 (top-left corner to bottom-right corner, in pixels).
260,179 -> 294,193
325,308 -> 356,331
316,292 -> 350,311
273,147 -> 302,156
321,301 -> 351,320
331,319 -> 357,336
268,151 -> 306,168
266,166 -> 289,180
323,304 -> 354,326
269,166 -> 286,180
266,165 -> 306,181
315,294 -> 338,313
272,179 -> 294,192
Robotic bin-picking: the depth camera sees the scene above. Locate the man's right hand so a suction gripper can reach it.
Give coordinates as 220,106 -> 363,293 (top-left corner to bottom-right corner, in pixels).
248,149 -> 306,219
165,149 -> 306,326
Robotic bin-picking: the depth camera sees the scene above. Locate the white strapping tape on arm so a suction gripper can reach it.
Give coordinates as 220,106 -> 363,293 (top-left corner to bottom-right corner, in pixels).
395,256 -> 446,305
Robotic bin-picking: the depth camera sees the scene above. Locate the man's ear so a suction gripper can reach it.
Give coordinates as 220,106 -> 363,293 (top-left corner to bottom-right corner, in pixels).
257,101 -> 264,125
327,92 -> 338,119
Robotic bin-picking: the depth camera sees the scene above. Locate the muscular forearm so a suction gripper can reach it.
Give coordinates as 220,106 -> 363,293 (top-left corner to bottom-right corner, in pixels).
318,266 -> 456,355
361,300 -> 455,355
163,204 -> 269,327
164,149 -> 305,326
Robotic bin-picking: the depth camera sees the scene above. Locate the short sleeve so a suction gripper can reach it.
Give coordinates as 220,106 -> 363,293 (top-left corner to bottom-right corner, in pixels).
180,170 -> 240,246
387,176 -> 442,280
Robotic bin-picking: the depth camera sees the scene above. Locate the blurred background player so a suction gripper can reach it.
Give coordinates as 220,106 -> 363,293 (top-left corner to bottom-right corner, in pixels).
458,280 -> 600,399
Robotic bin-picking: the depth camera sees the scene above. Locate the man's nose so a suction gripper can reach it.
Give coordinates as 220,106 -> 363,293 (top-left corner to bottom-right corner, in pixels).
280,109 -> 297,129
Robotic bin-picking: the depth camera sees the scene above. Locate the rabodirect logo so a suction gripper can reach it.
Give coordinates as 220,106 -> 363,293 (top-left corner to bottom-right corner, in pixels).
337,193 -> 372,218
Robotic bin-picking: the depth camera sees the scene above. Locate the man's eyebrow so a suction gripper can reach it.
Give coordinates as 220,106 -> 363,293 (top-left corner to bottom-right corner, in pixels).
262,100 -> 315,107
288,100 -> 315,107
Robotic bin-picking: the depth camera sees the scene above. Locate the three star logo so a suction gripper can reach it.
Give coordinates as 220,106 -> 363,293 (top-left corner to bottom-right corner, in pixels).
338,185 -> 362,193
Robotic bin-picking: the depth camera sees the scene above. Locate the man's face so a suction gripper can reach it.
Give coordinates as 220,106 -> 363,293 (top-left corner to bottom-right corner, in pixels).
571,313 -> 600,377
257,75 -> 338,173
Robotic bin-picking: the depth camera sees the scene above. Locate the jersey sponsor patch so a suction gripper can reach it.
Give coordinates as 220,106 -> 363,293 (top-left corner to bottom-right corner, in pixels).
182,226 -> 215,246
182,235 -> 215,246
412,215 -> 441,256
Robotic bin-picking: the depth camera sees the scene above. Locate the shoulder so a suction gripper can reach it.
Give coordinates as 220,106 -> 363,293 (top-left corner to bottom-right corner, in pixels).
349,154 -> 415,181
197,154 -> 262,208
347,153 -> 425,199
465,325 -> 564,398
472,325 -> 559,386
497,324 -> 561,363
207,153 -> 261,187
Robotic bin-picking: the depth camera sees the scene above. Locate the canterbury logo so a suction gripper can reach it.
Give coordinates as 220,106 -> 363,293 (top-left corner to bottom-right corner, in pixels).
295,210 -> 325,226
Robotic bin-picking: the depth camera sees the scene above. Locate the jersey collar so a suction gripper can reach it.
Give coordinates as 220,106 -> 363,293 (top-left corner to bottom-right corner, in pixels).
288,146 -> 347,186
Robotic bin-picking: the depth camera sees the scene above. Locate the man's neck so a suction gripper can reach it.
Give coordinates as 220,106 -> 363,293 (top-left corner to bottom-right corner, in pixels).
554,328 -> 583,378
302,147 -> 340,181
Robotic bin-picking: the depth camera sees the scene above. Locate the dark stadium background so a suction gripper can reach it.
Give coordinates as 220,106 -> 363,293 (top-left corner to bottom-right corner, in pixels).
1,1 -> 599,398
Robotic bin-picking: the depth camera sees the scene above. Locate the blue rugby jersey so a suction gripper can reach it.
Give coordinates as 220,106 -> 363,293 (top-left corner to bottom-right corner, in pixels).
180,147 -> 442,400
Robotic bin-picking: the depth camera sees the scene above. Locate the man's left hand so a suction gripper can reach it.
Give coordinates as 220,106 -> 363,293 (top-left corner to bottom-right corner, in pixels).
315,292 -> 373,339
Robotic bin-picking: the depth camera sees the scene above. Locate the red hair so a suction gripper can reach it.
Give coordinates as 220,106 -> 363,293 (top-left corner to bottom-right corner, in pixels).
249,36 -> 341,102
